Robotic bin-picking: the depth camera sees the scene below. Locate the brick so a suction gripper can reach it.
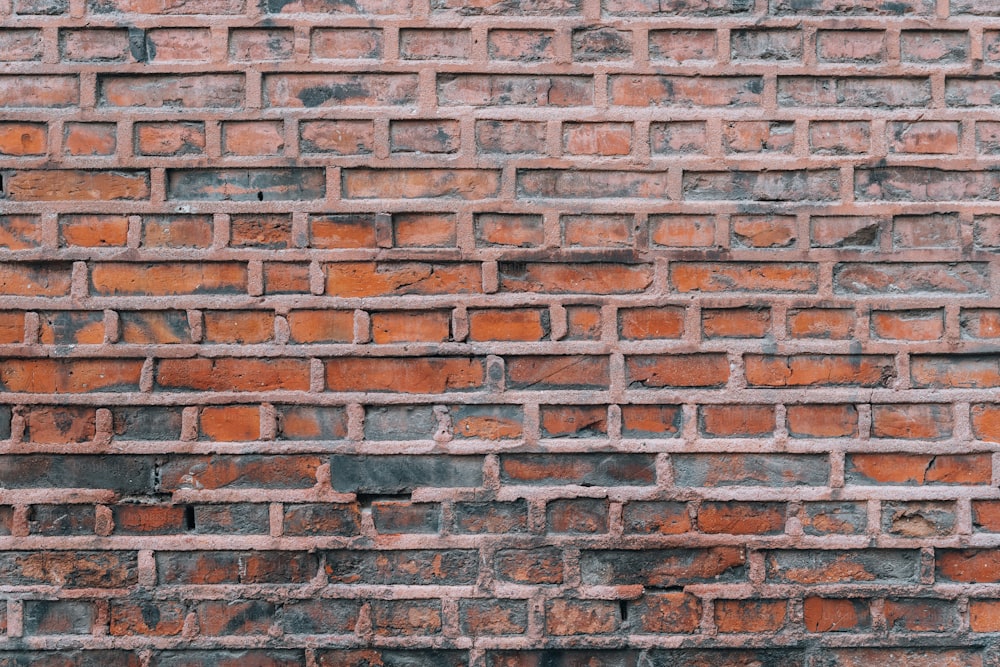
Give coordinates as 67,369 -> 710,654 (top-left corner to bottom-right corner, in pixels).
857,167 -> 1000,201
573,27 -> 632,61
731,214 -> 796,247
400,28 -> 470,60
0,29 -> 43,61
650,121 -> 708,154
846,453 -> 991,485
450,402 -> 523,437
501,454 -> 655,486
156,550 -> 317,584
28,504 -> 95,535
811,215 -> 879,248
495,546 -> 563,584
61,214 -> 128,247
93,262 -> 247,295
540,405 -> 607,438
649,29 -> 716,62
0,216 -> 45,250
281,599 -> 359,634
156,358 -> 310,391
699,405 -> 774,437
810,121 -> 871,154
319,651 -> 465,667
770,0 -> 932,11
698,501 -> 785,534
372,599 -> 441,636
715,599 -> 786,632
801,502 -> 867,535
158,455 -> 321,490
459,599 -> 527,636
203,310 -> 274,344
817,30 -> 886,62
24,600 -> 95,634
804,598 -> 871,632
787,308 -> 855,338
324,549 -> 478,585
684,169 -> 839,201
474,213 -> 544,246
911,355 -> 1000,387
2,170 -> 149,201
394,213 -> 457,247
454,501 -> 528,534
506,355 -> 610,389
231,213 -> 290,248
744,354 -> 895,387
489,29 -> 554,61
787,404 -> 858,438
0,75 -> 78,107
671,262 -> 818,293
64,122 -> 116,156
299,120 -> 373,154
264,0 -> 409,13
145,27 -> 212,61
469,308 -> 548,341
119,310 -> 190,344
195,600 -> 275,635
0,122 -> 46,156
99,74 -> 243,108
0,312 -> 25,344
882,500 -> 955,537
311,28 -> 381,59
764,549 -> 919,584
372,502 -> 440,534
626,354 -> 730,388
731,28 -> 803,60
650,214 -> 715,246
500,262 -> 653,294
329,455 -> 483,493
199,405 -> 260,441
607,0 -> 750,13
581,548 -> 746,586
1,359 -> 143,393
889,121 -> 960,154
344,169 -> 499,199
476,121 -> 547,154
902,30 -> 968,62
938,550 -> 1000,582
675,454 -> 828,487
0,551 -> 138,587
546,498 -> 609,534
390,120 -> 460,153
327,357 -> 484,392
39,310 -> 104,344
563,124 -> 632,156
142,214 -> 213,248
610,75 -> 762,107
619,307 -> 684,339
111,601 -> 186,636
283,503 -> 360,536
228,28 -> 292,62
621,405 -> 683,438
152,651 -> 304,667
264,73 -> 418,107
546,599 -> 618,635
439,74 -> 592,107
24,406 -> 96,443
702,307 -> 770,338
871,403 -> 952,439
0,455 -> 155,492
167,168 -> 324,201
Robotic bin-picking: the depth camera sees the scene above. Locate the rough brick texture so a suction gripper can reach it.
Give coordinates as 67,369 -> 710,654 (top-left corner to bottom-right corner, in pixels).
2,0 -> 1000,664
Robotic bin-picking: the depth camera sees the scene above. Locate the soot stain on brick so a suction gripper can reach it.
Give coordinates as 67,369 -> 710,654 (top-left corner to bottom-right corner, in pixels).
298,82 -> 367,107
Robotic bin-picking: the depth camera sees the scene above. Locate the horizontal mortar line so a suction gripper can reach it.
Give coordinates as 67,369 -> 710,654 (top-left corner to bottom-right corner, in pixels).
2,389 -> 1000,404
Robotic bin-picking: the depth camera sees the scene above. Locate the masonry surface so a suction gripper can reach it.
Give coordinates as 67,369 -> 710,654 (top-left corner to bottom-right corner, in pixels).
1,0 -> 1000,664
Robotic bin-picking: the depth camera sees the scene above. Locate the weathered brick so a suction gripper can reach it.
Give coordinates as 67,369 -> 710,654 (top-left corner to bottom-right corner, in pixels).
675,453 -> 828,487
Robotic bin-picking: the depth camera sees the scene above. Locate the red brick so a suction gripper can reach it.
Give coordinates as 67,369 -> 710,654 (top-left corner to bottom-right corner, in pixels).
786,404 -> 858,438
699,405 -> 774,437
698,501 -> 785,534
326,357 -> 484,393
469,308 -> 548,341
545,599 -> 619,635
715,599 -> 786,632
370,310 -> 450,343
60,214 -> 128,247
0,122 -> 46,156
702,307 -> 770,338
803,598 -> 871,632
156,358 -> 310,391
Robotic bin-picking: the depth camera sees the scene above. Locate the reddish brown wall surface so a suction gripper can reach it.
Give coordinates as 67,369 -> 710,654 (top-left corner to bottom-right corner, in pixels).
2,0 -> 1000,664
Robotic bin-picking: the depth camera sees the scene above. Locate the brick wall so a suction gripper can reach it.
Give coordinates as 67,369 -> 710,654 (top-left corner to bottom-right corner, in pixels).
2,0 -> 1000,664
